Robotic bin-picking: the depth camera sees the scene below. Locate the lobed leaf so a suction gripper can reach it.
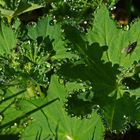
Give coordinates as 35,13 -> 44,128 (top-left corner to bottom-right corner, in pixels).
21,75 -> 105,140
28,16 -> 78,60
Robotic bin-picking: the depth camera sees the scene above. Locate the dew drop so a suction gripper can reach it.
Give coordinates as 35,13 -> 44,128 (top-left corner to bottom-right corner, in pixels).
123,115 -> 127,119
112,130 -> 117,134
66,135 -> 73,140
0,114 -> 4,122
14,123 -> 17,126
23,122 -> 28,127
96,105 -> 100,108
11,122 -> 18,128
49,20 -> 54,26
86,114 -> 92,119
121,130 -> 124,134
84,21 -> 87,24
69,94 -> 72,97
71,114 -> 74,117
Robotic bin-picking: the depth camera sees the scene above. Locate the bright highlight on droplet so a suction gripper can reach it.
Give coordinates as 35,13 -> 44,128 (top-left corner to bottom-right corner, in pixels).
66,135 -> 73,140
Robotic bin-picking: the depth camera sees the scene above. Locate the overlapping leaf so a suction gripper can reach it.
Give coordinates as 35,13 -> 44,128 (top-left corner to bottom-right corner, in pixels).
27,16 -> 78,60
62,4 -> 140,131
62,24 -> 119,96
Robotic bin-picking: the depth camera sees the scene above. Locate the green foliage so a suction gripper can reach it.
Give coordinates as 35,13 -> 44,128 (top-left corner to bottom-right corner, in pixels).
0,0 -> 45,23
0,1 -> 140,140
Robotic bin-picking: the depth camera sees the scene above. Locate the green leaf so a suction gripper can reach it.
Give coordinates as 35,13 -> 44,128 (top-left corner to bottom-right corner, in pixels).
0,0 -> 44,22
129,88 -> 140,98
86,4 -> 140,68
0,88 -> 26,133
123,20 -> 140,65
13,1 -> 44,17
46,75 -> 105,140
0,22 -> 16,55
62,25 -> 119,96
62,4 -> 140,132
27,16 -> 62,44
87,4 -> 124,63
21,75 -> 105,140
93,92 -> 140,131
0,0 -> 5,6
28,16 -> 78,60
0,8 -> 14,17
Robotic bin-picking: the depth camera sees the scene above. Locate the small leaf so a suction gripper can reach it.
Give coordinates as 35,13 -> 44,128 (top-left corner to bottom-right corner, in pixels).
0,22 -> 16,55
13,2 -> 44,17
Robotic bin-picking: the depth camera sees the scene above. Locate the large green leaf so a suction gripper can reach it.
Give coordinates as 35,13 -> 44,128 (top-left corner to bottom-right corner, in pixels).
45,75 -> 105,140
62,4 -> 140,132
62,25 -> 119,96
21,75 -> 105,140
0,22 -> 16,55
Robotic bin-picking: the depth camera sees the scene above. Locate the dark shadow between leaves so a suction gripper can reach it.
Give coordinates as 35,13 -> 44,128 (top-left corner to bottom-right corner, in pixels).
64,90 -> 93,118
0,134 -> 19,140
58,42 -> 120,97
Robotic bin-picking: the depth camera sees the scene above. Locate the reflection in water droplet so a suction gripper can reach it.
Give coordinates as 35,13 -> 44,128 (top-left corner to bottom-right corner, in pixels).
66,135 -> 73,140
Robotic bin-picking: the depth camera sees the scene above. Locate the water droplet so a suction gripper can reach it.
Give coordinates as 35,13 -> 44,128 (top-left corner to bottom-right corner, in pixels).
71,114 -> 74,117
11,123 -> 18,128
121,131 -> 124,134
96,105 -> 100,108
72,8 -> 75,11
0,114 -> 4,122
110,6 -> 116,11
66,135 -> 73,140
112,130 -> 117,134
69,94 -> 72,97
14,123 -> 17,126
84,21 -> 87,24
82,88 -> 86,92
86,114 -> 92,119
49,20 -> 54,26
23,122 -> 28,127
